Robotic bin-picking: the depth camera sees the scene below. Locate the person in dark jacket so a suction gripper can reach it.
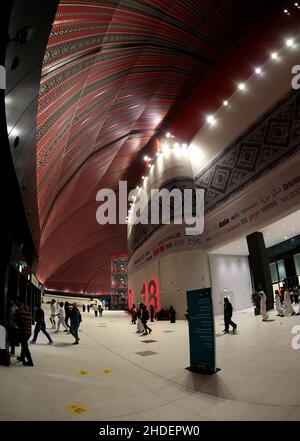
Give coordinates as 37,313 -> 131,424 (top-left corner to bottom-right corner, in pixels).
169,305 -> 176,323
141,304 -> 152,335
223,297 -> 237,334
149,304 -> 155,322
15,301 -> 34,366
70,303 -> 82,345
8,300 -> 19,356
64,301 -> 71,330
30,306 -> 53,344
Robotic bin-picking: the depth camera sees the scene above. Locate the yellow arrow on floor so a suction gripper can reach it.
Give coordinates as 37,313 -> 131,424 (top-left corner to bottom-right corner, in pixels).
97,369 -> 112,374
74,370 -> 91,376
65,404 -> 91,415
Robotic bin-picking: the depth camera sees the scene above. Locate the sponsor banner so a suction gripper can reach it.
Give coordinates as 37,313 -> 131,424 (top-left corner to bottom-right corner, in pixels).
204,157 -> 300,249
129,155 -> 300,273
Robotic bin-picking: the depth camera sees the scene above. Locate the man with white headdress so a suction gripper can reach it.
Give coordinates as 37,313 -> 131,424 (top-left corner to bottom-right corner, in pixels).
283,286 -> 296,316
259,291 -> 269,321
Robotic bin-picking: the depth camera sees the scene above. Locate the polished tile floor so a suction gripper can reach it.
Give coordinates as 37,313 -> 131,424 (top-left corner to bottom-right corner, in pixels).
1,306 -> 300,421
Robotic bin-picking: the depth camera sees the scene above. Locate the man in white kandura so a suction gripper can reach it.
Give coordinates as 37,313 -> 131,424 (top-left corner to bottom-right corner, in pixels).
259,291 -> 269,321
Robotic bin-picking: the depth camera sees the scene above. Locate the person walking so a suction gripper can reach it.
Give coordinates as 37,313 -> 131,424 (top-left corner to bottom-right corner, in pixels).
70,303 -> 82,345
136,303 -> 144,333
64,301 -> 71,330
50,299 -> 56,329
15,301 -> 34,366
87,304 -> 90,313
141,304 -> 152,335
259,290 -> 269,321
275,290 -> 284,317
149,304 -> 155,322
31,306 -> 53,344
98,305 -> 103,317
93,304 -> 98,317
55,302 -> 68,332
223,297 -> 237,333
130,304 -> 137,324
82,304 -> 86,313
8,300 -> 19,356
283,286 -> 296,316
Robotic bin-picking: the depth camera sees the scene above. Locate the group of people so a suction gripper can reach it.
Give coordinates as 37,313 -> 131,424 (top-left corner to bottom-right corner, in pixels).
274,286 -> 300,318
7,299 -> 83,367
224,285 -> 300,333
129,303 -> 152,335
129,304 -> 177,332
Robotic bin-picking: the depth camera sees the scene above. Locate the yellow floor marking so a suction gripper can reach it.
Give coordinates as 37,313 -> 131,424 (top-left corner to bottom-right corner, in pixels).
97,368 -> 112,374
74,370 -> 91,376
65,404 -> 91,415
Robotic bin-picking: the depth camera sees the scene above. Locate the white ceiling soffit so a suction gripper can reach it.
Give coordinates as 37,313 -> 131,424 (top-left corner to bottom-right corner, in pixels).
188,38 -> 300,176
210,209 -> 300,256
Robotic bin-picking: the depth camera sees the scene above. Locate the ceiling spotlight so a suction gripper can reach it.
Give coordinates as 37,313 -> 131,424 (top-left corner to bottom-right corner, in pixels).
143,155 -> 149,161
207,115 -> 216,125
156,151 -> 161,157
142,176 -> 145,180
136,186 -> 139,190
166,132 -> 171,138
271,52 -> 278,60
148,163 -> 152,168
286,38 -> 294,47
255,67 -> 262,74
238,83 -> 246,91
223,100 -> 228,106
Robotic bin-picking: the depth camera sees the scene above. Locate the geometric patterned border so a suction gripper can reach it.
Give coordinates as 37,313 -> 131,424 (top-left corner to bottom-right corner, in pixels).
129,89 -> 300,260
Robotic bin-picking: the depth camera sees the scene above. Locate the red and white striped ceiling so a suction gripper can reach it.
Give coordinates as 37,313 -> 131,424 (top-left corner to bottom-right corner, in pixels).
36,0 -> 292,294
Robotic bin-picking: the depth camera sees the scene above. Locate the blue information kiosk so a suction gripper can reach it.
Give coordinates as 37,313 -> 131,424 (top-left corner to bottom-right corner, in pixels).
186,288 -> 219,374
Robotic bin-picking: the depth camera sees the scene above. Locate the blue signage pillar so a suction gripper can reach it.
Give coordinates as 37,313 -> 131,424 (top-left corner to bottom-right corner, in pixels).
186,288 -> 218,374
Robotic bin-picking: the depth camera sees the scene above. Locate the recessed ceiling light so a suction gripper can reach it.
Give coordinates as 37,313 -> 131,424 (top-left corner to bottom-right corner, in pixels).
271,52 -> 278,60
143,155 -> 149,161
286,38 -> 294,47
166,132 -> 171,138
238,83 -> 246,91
207,115 -> 216,125
223,100 -> 229,106
255,67 -> 262,74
